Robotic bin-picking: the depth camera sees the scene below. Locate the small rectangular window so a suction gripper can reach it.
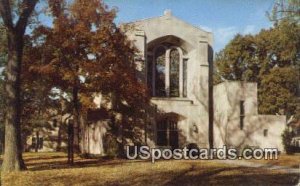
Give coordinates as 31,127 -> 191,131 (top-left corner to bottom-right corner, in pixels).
240,116 -> 244,130
240,101 -> 245,116
240,100 -> 245,130
38,137 -> 43,149
53,119 -> 57,128
263,129 -> 268,137
32,137 -> 36,148
157,120 -> 168,146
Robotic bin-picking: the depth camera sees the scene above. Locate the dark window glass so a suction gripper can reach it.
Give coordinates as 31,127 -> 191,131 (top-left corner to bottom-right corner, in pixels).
32,137 -> 36,148
170,49 -> 180,97
155,47 -> 166,97
240,101 -> 245,115
240,116 -> 244,130
157,120 -> 167,146
169,121 -> 179,149
38,137 -> 43,149
53,119 -> 57,128
147,55 -> 153,95
157,119 -> 178,148
240,100 -> 245,130
183,58 -> 188,97
263,129 -> 268,137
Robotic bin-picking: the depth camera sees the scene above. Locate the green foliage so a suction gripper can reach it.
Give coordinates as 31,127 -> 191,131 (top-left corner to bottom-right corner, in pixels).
104,134 -> 120,158
215,21 -> 300,118
259,67 -> 299,117
215,34 -> 257,82
0,24 -> 7,78
282,128 -> 294,154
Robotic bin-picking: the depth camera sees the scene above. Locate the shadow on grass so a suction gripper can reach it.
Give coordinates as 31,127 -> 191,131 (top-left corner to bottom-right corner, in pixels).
14,153 -> 299,185
27,154 -> 148,171
163,166 -> 299,186
24,155 -> 66,162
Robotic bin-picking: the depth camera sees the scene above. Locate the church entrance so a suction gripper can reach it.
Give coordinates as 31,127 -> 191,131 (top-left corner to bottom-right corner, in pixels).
157,118 -> 179,149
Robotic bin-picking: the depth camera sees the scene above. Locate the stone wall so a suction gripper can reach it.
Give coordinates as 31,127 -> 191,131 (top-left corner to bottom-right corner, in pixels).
214,81 -> 286,151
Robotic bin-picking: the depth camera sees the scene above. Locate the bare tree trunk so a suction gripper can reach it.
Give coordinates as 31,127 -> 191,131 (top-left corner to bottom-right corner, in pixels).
2,32 -> 26,171
56,119 -> 62,152
68,120 -> 74,165
35,131 -> 39,152
79,115 -> 85,153
0,0 -> 38,172
72,85 -> 80,153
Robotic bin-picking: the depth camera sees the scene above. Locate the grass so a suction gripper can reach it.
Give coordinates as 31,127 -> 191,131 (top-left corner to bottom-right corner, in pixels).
0,152 -> 299,186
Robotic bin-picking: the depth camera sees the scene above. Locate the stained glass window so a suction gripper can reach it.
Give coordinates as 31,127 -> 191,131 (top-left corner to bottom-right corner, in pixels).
170,49 -> 180,97
147,55 -> 153,95
183,58 -> 188,97
155,47 -> 166,96
149,45 -> 186,98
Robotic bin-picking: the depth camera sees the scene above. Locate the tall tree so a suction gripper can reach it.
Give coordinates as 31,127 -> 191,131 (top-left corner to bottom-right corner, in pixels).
0,23 -> 6,154
0,77 -> 4,153
259,67 -> 299,117
214,34 -> 257,83
0,0 -> 38,171
21,37 -> 61,151
45,0 -> 118,153
28,0 -> 149,159
215,21 -> 300,119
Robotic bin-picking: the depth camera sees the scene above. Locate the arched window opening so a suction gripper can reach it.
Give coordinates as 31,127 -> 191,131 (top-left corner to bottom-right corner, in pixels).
155,47 -> 166,97
148,45 -> 187,98
169,49 -> 180,97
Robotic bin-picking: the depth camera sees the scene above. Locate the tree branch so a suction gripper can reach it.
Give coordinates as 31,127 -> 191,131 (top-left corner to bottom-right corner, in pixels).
0,0 -> 13,30
15,0 -> 38,34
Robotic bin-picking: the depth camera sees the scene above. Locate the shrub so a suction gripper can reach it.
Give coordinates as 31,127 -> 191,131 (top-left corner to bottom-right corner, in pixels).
104,134 -> 120,158
282,128 -> 294,154
186,143 -> 199,156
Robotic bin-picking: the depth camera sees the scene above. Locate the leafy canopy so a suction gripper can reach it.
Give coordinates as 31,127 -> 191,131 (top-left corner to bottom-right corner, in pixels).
215,20 -> 300,118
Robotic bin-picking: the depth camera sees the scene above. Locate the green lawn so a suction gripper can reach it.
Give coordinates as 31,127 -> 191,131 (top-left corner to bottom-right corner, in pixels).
1,152 -> 299,186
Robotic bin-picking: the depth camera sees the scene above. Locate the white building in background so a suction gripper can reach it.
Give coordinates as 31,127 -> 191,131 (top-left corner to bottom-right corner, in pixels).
72,10 -> 287,155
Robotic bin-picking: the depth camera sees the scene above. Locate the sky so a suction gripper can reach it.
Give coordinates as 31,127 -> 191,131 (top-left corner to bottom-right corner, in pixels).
0,0 -> 277,74
104,0 -> 276,52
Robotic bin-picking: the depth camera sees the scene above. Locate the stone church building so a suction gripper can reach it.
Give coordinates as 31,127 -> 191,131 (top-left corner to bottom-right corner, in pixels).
28,10 -> 286,154
121,10 -> 215,150
86,10 -> 285,154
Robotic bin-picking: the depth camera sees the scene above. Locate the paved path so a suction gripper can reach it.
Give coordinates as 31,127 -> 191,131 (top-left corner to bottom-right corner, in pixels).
219,160 -> 300,174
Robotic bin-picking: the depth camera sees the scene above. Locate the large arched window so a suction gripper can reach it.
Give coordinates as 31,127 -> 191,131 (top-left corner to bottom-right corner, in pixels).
149,46 -> 187,98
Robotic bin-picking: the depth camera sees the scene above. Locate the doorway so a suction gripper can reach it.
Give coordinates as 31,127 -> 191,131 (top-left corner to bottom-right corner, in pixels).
157,118 -> 179,149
